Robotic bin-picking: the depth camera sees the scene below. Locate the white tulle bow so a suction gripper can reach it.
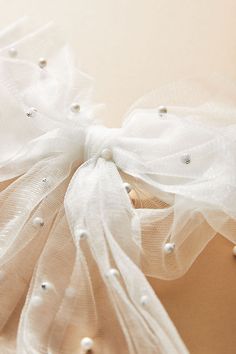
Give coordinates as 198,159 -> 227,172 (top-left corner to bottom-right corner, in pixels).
1,18 -> 236,354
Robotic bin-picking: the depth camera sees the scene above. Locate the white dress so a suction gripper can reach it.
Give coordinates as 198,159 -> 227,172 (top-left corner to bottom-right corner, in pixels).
0,17 -> 235,354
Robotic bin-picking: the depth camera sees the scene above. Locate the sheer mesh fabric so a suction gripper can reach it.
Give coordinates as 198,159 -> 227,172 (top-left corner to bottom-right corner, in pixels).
0,18 -> 236,354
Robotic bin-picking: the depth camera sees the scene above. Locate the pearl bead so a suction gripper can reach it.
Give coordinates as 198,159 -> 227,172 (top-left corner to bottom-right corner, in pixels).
41,281 -> 53,291
33,217 -> 44,228
181,154 -> 191,164
38,58 -> 47,69
65,287 -> 76,298
158,105 -> 167,117
100,148 -> 113,161
140,294 -> 149,306
26,107 -> 37,118
31,295 -> 43,307
107,268 -> 119,277
123,182 -> 132,193
8,47 -> 17,57
232,245 -> 236,256
80,337 -> 94,351
163,242 -> 175,254
74,228 -> 88,240
42,177 -> 51,187
70,102 -> 80,113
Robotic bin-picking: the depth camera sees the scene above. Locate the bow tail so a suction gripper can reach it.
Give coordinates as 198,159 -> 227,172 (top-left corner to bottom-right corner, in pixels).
63,158 -> 188,354
0,154 -> 72,352
16,209 -> 76,354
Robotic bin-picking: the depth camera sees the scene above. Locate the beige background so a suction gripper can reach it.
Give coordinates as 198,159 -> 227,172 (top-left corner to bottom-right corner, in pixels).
1,1 -> 236,353
0,0 -> 236,126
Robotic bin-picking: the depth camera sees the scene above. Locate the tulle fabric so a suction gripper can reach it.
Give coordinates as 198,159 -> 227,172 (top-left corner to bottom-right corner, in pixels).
0,17 -> 236,354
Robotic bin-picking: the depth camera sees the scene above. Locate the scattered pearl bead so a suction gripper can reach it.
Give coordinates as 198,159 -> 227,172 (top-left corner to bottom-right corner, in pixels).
158,105 -> 167,117
38,58 -> 47,69
42,177 -> 51,188
74,228 -> 89,240
107,268 -> 119,277
232,245 -> 236,256
140,294 -> 149,306
41,281 -> 53,291
8,47 -> 18,57
100,148 -> 113,161
123,182 -> 132,194
0,270 -> 5,281
181,154 -> 191,164
70,102 -> 80,113
65,287 -> 76,298
26,107 -> 37,118
163,242 -> 175,254
31,295 -> 43,307
80,337 -> 94,351
32,217 -> 44,228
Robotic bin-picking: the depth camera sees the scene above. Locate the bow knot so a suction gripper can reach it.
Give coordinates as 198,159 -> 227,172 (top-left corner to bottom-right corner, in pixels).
84,124 -> 121,161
